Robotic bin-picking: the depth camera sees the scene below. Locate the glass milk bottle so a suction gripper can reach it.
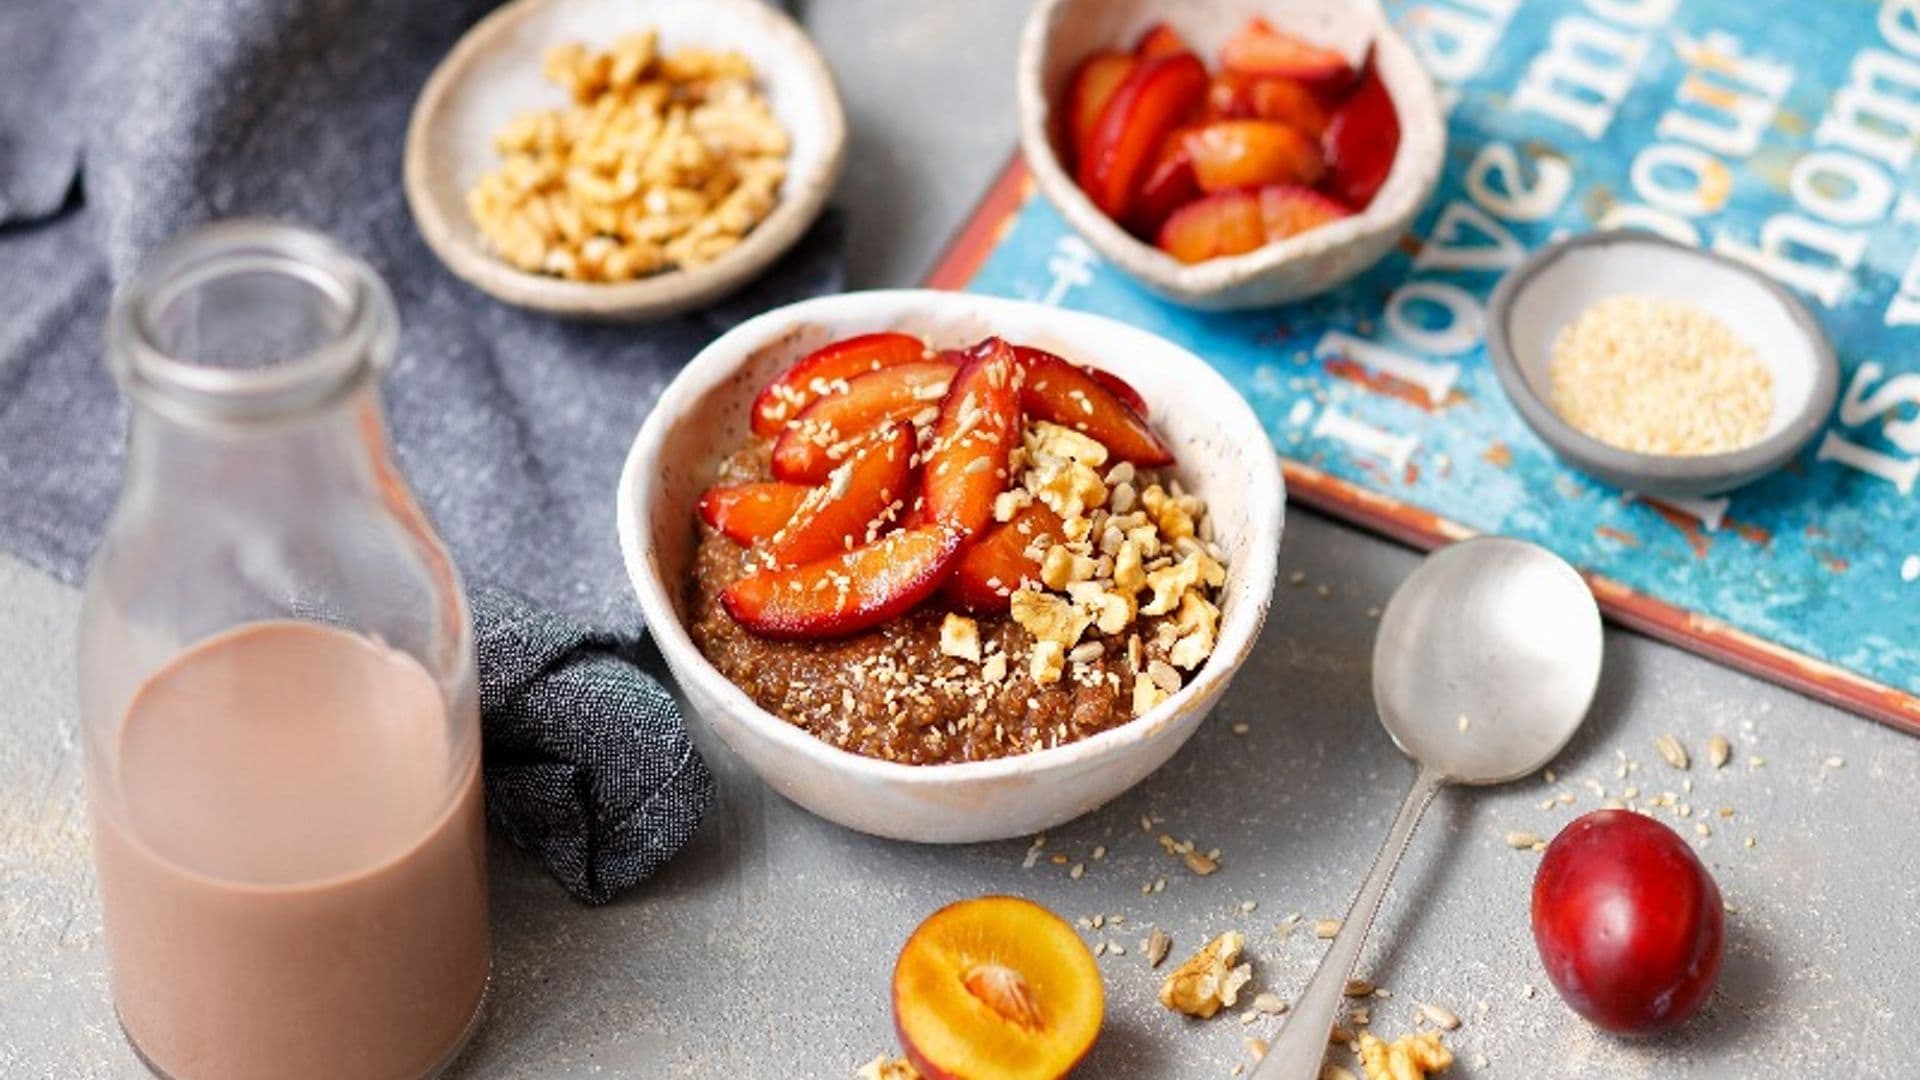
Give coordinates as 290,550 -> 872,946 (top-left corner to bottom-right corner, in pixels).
78,222 -> 490,1079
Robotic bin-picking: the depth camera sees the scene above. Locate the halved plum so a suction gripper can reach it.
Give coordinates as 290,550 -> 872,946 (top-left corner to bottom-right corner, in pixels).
1219,17 -> 1353,88
1077,52 -> 1209,221
922,339 -> 1025,540
893,896 -> 1104,1080
721,524 -> 967,640
1156,184 -> 1351,263
770,358 -> 958,483
1012,345 -> 1173,466
763,422 -> 916,567
697,482 -> 811,546
750,332 -> 930,437
1183,119 -> 1325,193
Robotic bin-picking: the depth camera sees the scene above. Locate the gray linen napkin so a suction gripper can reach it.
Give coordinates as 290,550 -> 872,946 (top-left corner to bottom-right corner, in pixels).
0,0 -> 840,901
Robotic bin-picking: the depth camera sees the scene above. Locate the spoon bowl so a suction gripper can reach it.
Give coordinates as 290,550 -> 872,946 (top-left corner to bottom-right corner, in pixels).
1256,537 -> 1602,1080
1373,536 -> 1603,785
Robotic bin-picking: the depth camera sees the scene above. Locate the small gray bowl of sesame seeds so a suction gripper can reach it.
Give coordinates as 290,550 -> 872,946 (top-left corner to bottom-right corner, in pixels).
1486,230 -> 1839,499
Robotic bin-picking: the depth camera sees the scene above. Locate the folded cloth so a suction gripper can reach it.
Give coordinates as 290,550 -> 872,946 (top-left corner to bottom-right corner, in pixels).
473,586 -> 712,905
0,0 -> 835,900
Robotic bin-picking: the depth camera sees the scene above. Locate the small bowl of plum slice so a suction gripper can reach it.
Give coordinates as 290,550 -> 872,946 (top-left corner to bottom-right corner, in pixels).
1017,0 -> 1445,310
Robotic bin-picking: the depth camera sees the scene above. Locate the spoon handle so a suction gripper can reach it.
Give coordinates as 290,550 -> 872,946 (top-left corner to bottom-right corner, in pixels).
1252,766 -> 1446,1080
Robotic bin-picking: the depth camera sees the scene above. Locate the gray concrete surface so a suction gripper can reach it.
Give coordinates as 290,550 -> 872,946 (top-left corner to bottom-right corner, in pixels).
3,2 -> 1917,1077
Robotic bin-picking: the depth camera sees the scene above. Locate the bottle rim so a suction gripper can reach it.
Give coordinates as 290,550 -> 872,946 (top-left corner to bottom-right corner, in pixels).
108,220 -> 397,428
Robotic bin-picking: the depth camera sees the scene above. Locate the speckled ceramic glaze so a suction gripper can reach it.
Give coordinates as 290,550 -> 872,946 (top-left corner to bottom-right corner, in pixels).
617,290 -> 1284,842
404,0 -> 845,321
1017,0 -> 1444,310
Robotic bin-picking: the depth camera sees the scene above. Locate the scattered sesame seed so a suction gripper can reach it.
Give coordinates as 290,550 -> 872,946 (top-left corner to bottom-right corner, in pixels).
1655,734 -> 1690,770
1707,734 -> 1731,769
1547,295 -> 1772,456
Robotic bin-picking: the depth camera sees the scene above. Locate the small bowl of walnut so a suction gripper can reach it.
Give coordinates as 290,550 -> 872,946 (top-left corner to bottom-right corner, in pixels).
404,0 -> 845,321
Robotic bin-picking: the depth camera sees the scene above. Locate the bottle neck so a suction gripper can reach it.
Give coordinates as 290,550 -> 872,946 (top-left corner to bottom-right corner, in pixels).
123,385 -> 390,514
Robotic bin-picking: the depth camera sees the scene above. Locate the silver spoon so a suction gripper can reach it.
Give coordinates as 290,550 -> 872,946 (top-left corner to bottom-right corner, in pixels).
1254,537 -> 1602,1080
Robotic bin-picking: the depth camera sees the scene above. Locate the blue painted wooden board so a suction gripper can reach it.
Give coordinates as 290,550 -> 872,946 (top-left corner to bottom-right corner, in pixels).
943,0 -> 1920,721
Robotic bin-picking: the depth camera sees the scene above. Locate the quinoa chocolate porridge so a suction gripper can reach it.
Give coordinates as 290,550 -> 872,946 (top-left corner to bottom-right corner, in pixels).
685,334 -> 1228,766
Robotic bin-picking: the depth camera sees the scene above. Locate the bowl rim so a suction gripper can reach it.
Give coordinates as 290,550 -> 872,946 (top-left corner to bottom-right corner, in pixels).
1014,0 -> 1445,298
402,0 -> 847,320
615,288 -> 1285,786
1485,229 -> 1841,488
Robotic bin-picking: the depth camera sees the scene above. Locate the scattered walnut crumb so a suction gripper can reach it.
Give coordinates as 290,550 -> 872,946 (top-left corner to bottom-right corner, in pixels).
1184,850 -> 1220,876
1357,1030 -> 1453,1080
1251,992 -> 1289,1015
1314,919 -> 1343,939
1159,931 -> 1252,1019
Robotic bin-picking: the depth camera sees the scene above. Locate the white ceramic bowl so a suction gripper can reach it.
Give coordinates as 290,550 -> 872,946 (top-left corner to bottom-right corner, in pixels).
617,290 -> 1284,842
1017,0 -> 1444,310
404,0 -> 846,321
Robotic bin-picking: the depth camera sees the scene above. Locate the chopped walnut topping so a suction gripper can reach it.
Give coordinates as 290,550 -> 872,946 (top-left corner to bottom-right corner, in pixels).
1357,1031 -> 1454,1080
939,613 -> 981,663
1159,931 -> 1253,1019
992,488 -> 1033,523
1029,640 -> 1066,685
980,652 -> 1008,683
1134,672 -> 1171,715
1168,591 -> 1220,670
1024,422 -> 1110,520
994,419 -> 1227,718
1141,484 -> 1195,541
1143,551 -> 1224,616
1011,589 -> 1091,650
